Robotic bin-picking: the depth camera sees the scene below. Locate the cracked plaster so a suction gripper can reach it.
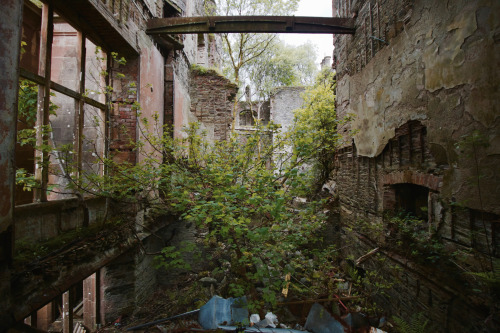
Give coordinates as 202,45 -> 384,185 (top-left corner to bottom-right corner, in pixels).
335,0 -> 500,213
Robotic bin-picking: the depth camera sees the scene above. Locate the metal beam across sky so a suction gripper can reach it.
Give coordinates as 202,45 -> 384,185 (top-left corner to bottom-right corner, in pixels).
146,16 -> 355,35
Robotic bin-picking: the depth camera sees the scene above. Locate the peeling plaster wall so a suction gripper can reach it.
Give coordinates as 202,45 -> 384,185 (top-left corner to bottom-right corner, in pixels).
333,0 -> 500,330
334,0 -> 500,213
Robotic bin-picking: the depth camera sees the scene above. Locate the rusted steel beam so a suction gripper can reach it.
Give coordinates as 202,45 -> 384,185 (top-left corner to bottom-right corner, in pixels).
147,16 -> 355,35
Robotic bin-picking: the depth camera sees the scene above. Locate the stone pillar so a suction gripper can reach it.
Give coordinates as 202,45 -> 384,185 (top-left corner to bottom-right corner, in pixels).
0,0 -> 23,330
83,273 -> 99,330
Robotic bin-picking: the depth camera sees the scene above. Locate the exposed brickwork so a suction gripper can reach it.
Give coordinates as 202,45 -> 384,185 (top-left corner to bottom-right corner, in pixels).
382,171 -> 441,192
189,68 -> 238,141
333,0 -> 500,330
333,0 -> 414,80
109,56 -> 139,164
335,119 -> 499,330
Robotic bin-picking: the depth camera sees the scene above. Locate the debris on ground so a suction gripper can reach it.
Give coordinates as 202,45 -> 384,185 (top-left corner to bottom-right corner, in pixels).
198,296 -> 248,329
125,295 -> 387,333
304,303 -> 345,333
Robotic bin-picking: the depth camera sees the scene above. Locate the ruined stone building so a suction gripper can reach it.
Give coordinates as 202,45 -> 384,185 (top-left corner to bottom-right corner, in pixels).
1,0 -> 237,330
1,0 -> 499,332
332,0 -> 499,331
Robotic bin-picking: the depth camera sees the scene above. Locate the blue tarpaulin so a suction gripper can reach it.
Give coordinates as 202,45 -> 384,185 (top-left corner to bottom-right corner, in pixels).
198,295 -> 249,329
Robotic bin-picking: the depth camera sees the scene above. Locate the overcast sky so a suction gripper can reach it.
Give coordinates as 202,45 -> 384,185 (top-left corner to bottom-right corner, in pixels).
280,0 -> 333,67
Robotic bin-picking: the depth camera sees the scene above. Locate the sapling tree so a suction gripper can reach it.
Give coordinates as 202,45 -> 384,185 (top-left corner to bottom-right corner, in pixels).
292,68 -> 353,193
16,50 -> 354,311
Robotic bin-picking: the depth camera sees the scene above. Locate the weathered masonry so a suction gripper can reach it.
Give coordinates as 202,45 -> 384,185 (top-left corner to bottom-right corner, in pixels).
0,0 -> 236,331
332,0 -> 500,331
1,0 -> 356,331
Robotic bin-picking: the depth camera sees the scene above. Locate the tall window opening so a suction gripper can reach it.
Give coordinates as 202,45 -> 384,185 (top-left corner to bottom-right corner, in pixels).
17,0 -> 108,203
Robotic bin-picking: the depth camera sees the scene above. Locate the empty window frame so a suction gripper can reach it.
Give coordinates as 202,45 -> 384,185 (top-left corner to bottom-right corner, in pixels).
18,1 -> 109,203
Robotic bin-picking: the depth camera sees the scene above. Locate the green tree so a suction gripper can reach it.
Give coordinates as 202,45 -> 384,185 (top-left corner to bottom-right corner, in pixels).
248,40 -> 318,100
210,0 -> 300,86
61,119 -> 340,309
66,70 -> 349,309
291,68 -> 353,192
17,50 -> 350,311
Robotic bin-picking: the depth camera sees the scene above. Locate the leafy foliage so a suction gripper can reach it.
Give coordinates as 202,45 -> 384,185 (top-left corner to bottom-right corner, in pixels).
291,69 -> 352,192
392,312 -> 430,333
387,213 -> 443,263
38,70 -> 347,309
209,0 -> 299,87
154,241 -> 198,271
15,46 -> 349,311
466,259 -> 500,296
61,119 -> 340,309
247,40 -> 318,100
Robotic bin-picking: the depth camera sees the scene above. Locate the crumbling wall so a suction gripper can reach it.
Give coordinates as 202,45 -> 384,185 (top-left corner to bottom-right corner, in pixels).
236,101 -> 270,128
334,0 -> 500,213
333,0 -> 500,330
189,67 -> 238,141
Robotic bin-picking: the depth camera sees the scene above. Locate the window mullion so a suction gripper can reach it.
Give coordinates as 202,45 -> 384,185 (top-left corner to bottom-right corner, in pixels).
35,3 -> 54,202
76,31 -> 86,180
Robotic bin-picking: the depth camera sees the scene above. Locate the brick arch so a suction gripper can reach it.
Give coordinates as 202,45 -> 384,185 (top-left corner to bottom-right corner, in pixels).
382,171 -> 442,215
383,171 -> 442,192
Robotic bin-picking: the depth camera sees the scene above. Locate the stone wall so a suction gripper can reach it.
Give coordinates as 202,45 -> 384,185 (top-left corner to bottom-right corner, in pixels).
14,197 -> 106,245
332,0 -> 500,330
270,87 -> 305,133
189,67 -> 238,141
236,101 -> 270,127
